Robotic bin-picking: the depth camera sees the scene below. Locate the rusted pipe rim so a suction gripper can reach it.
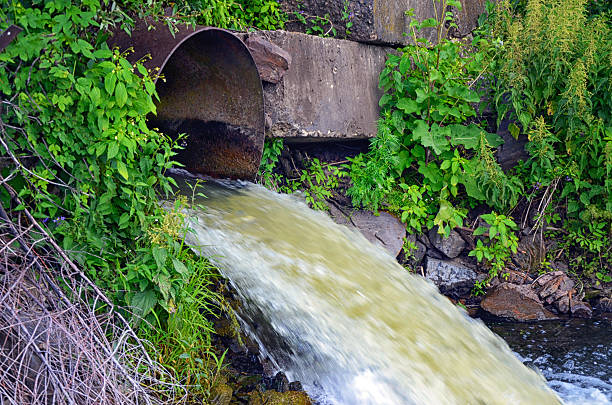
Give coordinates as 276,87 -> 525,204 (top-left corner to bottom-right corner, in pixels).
109,20 -> 265,180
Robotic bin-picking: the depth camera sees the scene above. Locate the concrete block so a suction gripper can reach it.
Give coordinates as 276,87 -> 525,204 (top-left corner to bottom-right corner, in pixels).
243,31 -> 394,140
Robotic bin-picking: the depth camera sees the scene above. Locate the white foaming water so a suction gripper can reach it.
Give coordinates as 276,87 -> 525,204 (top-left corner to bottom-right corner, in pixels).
179,178 -> 562,404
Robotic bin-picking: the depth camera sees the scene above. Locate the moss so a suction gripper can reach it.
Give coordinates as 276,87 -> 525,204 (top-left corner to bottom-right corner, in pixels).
247,390 -> 313,405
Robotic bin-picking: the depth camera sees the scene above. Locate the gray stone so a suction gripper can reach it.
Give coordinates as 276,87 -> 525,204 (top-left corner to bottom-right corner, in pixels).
245,35 -> 292,84
244,30 -> 393,140
425,257 -> 478,297
480,283 -> 559,322
428,228 -> 466,258
328,207 -> 406,257
279,0 -> 490,46
350,211 -> 406,258
570,300 -> 592,319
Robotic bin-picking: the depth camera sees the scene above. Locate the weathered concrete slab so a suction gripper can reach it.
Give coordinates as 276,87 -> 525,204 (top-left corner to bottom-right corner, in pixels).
241,31 -> 393,140
279,0 -> 490,46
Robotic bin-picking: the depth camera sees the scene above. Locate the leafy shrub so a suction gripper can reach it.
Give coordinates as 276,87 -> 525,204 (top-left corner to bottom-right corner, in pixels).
347,0 -> 520,236
469,212 -> 519,290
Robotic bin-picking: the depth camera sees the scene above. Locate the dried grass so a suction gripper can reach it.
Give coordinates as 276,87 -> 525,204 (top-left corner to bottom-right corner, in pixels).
0,203 -> 180,404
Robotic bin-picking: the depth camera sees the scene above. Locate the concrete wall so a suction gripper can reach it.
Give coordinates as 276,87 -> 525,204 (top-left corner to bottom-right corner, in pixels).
243,31 -> 394,140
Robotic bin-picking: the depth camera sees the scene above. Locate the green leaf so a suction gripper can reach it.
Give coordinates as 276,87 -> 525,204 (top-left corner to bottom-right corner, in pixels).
419,124 -> 450,155
397,98 -> 420,115
90,86 -> 101,106
152,247 -> 168,271
449,124 -> 481,149
172,258 -> 189,277
117,161 -> 129,180
508,122 -> 520,139
104,74 -> 116,95
107,143 -> 119,160
473,227 -> 487,236
399,55 -> 411,75
115,82 -> 127,108
131,290 -> 157,317
93,49 -> 113,59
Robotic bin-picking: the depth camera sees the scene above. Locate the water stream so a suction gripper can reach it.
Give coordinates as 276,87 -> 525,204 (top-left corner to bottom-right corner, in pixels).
177,176 -> 567,404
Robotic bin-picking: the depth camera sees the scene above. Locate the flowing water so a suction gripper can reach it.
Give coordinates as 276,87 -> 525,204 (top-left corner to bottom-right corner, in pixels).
176,176 -> 564,404
489,319 -> 612,405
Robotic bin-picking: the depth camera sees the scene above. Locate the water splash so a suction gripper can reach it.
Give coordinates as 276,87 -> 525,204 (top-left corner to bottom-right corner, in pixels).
179,178 -> 561,404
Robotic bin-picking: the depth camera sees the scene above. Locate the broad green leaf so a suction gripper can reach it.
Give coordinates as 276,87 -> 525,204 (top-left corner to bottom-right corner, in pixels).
420,124 -> 450,155
117,161 -> 129,180
104,74 -> 116,95
131,290 -> 157,317
115,82 -> 127,108
397,98 -> 420,115
107,142 -> 119,160
449,124 -> 481,149
152,247 -> 167,271
172,258 -> 189,277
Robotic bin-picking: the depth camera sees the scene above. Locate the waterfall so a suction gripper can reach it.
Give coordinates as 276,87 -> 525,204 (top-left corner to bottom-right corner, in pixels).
178,176 -> 561,404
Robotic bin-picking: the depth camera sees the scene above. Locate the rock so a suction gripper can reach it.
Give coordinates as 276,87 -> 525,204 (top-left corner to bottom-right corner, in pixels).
245,36 -> 292,84
329,208 -> 406,257
279,0 -> 489,46
271,371 -> 289,393
425,257 -> 478,298
496,118 -> 529,171
556,295 -> 570,314
288,381 -> 303,391
597,297 -> 612,312
428,228 -> 466,259
243,31 -> 393,140
480,283 -> 558,321
210,383 -> 233,405
570,300 -> 592,318
248,390 -> 312,405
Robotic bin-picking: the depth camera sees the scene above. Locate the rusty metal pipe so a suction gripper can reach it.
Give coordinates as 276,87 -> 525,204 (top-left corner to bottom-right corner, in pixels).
109,21 -> 264,180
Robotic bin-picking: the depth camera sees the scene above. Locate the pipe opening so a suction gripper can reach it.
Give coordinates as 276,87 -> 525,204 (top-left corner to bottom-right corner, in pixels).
110,24 -> 265,180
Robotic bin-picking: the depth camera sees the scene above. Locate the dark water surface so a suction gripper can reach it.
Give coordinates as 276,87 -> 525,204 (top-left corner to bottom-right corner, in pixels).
489,319 -> 612,404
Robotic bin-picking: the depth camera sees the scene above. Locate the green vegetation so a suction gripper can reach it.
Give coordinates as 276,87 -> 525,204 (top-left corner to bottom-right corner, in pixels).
258,139 -> 347,210
470,213 -> 519,294
257,0 -> 611,287
0,0 -> 284,400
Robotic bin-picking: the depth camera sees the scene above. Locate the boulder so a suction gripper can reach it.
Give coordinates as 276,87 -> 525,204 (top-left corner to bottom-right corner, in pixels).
480,283 -> 558,321
279,0 -> 490,46
428,228 -> 466,259
243,31 -> 393,140
570,300 -> 592,318
328,206 -> 406,257
425,257 -> 478,297
210,383 -> 233,405
245,35 -> 292,84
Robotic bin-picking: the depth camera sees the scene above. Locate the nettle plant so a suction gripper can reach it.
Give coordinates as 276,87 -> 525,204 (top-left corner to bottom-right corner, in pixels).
489,0 -> 612,222
348,0 -> 521,236
469,212 -> 519,292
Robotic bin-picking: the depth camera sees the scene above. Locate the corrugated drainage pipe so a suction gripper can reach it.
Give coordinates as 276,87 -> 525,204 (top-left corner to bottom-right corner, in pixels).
109,20 -> 264,180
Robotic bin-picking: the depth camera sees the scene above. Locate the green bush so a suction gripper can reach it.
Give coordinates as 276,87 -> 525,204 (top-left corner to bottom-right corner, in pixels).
347,0 -> 521,236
